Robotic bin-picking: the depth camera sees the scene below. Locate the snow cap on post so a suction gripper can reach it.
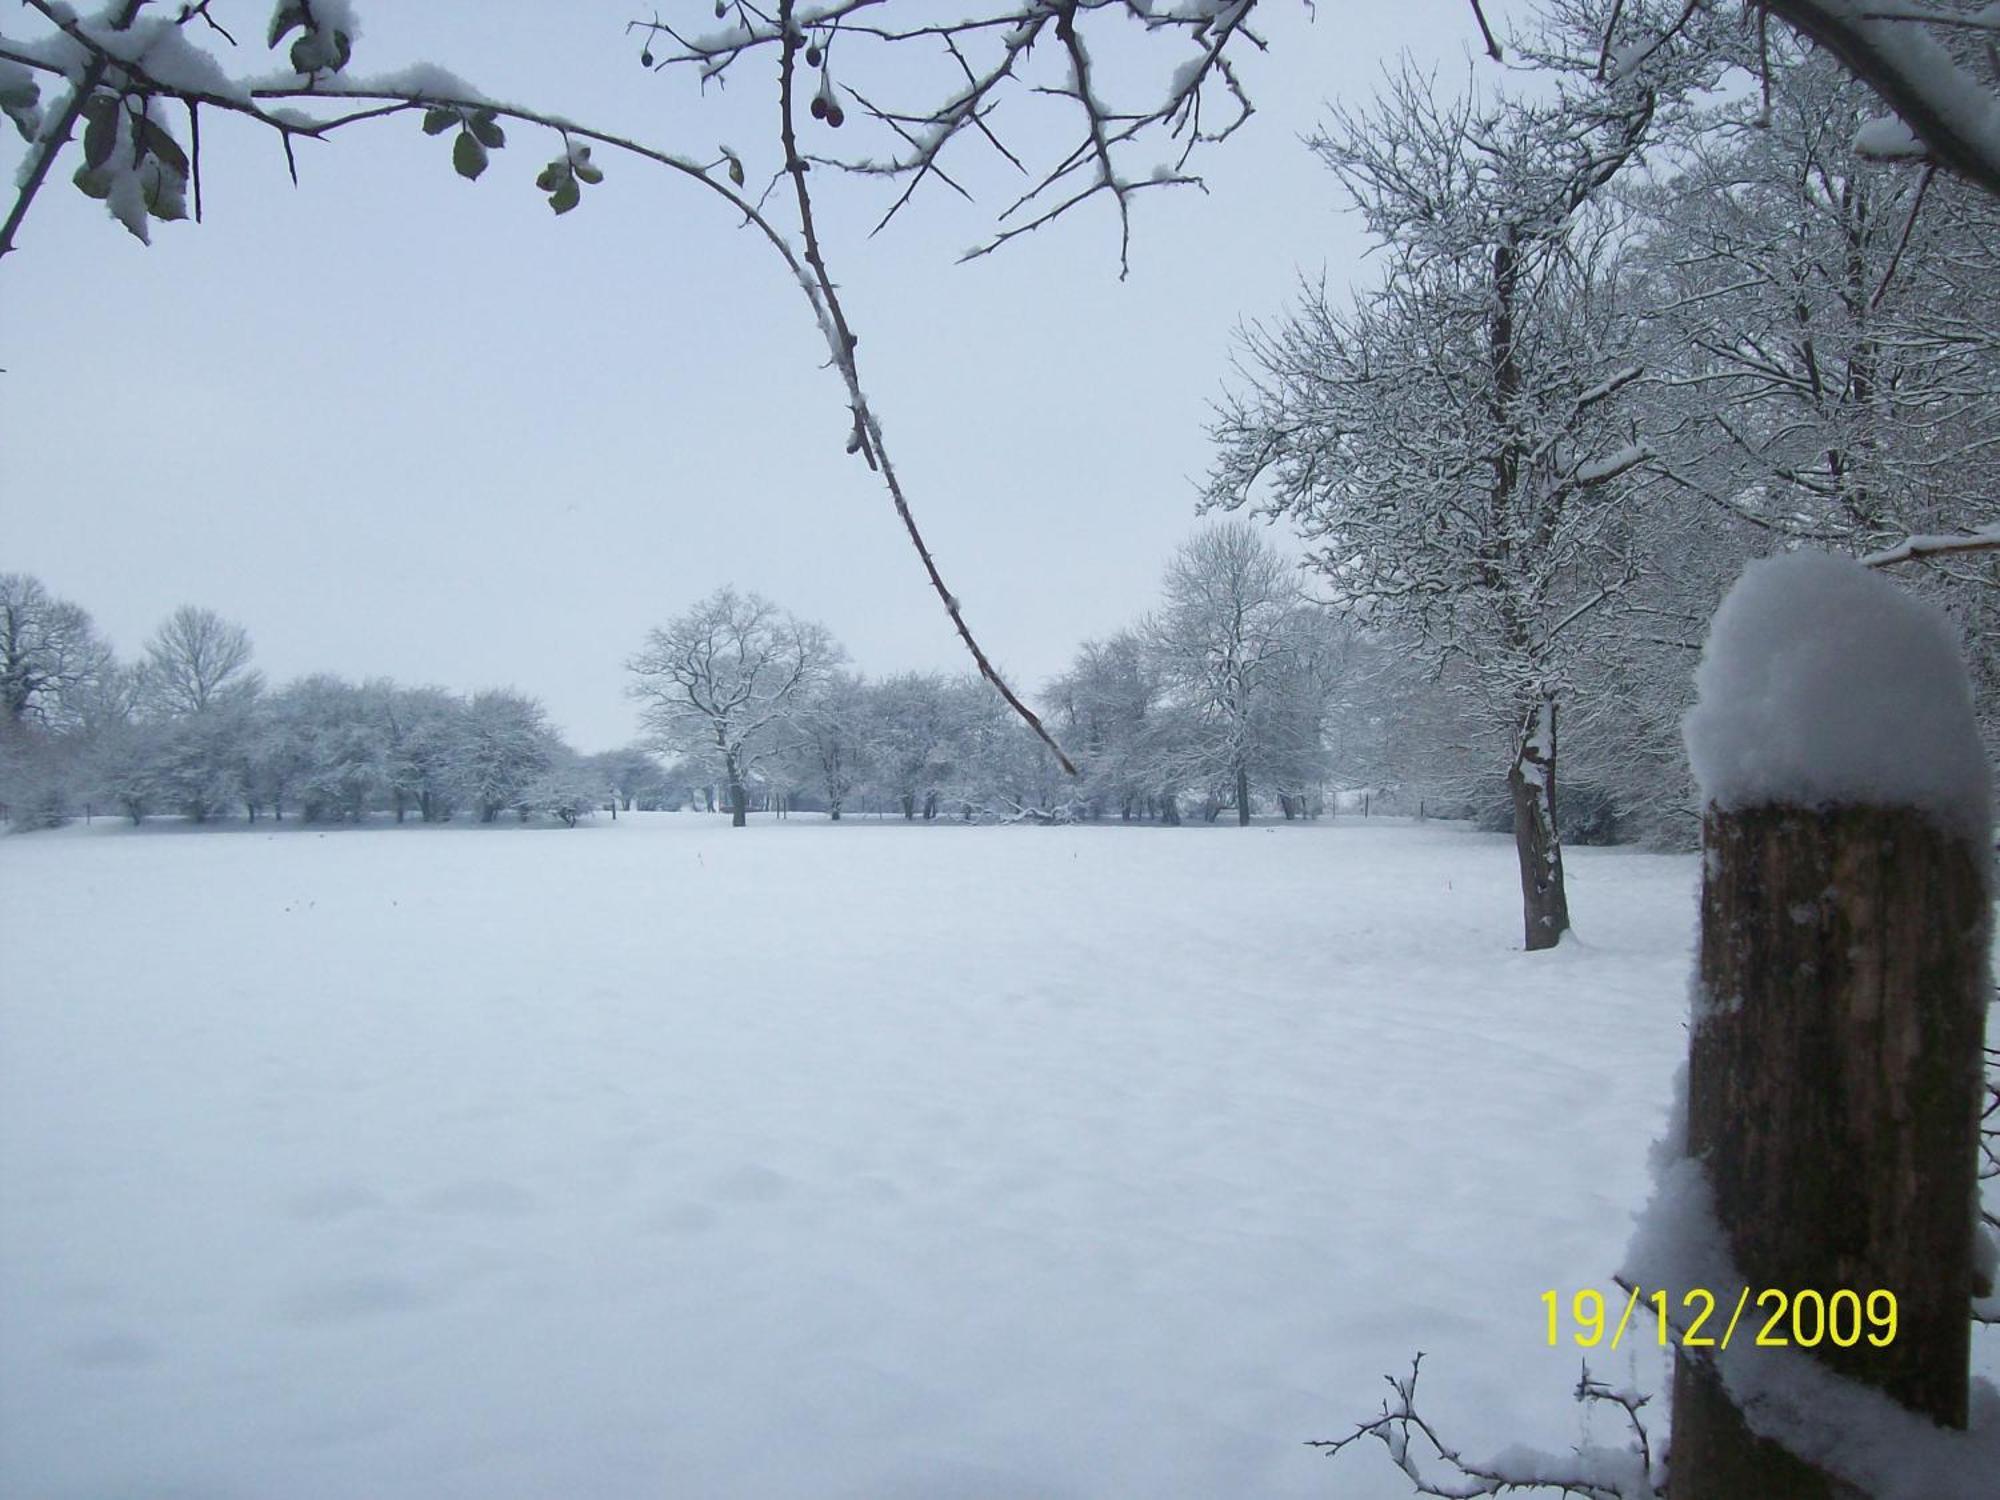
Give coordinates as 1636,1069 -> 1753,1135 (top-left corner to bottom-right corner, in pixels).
1683,550 -> 1991,848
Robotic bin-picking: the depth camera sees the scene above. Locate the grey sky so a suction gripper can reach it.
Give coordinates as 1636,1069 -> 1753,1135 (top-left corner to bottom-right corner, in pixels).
2,0 -> 1499,752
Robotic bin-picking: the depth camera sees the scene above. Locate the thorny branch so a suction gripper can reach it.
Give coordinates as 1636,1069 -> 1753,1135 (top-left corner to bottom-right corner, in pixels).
1309,1353 -> 1663,1498
769,0 -> 1076,770
633,0 -> 1265,277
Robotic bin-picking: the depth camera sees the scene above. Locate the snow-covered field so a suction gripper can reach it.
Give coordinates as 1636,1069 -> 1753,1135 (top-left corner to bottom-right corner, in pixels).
0,813 -> 1952,1498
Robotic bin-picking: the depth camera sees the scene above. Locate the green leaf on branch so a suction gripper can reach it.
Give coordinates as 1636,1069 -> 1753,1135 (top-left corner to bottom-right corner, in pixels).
422,107 -> 458,136
289,27 -> 352,76
82,95 -> 117,170
454,130 -> 489,181
470,110 -> 505,150
574,160 -> 604,186
0,74 -> 37,142
72,164 -> 112,201
535,160 -> 566,193
549,175 -> 581,215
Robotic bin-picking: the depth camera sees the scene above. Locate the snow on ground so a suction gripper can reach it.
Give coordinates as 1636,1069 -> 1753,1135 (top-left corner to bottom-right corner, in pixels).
0,812 -> 1967,1498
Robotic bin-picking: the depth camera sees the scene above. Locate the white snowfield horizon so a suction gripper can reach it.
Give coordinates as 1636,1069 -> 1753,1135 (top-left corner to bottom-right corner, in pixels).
0,814 -> 1992,1497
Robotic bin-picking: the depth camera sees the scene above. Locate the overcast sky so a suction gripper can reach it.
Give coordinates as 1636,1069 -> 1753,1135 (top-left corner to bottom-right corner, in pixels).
2,0 -> 1507,751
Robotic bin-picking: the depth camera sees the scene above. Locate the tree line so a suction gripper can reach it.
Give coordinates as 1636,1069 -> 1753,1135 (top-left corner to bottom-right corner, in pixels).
0,581 -> 674,830
627,523 -> 1356,830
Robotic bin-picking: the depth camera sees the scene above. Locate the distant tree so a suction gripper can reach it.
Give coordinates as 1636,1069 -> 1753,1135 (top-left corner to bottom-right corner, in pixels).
784,671 -> 871,821
452,688 -> 556,824
941,675 -> 1071,823
0,572 -> 111,731
139,605 -> 259,716
1255,608 -> 1352,819
1046,631 -> 1170,822
517,758 -> 607,828
1144,521 -> 1318,827
587,744 -> 671,813
866,671 -> 965,821
268,674 -> 386,823
627,588 -> 839,828
379,684 -> 464,823
148,703 -> 251,822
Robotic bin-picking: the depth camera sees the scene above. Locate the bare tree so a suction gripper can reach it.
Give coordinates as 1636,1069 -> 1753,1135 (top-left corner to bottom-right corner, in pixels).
140,604 -> 258,716
627,587 -> 839,827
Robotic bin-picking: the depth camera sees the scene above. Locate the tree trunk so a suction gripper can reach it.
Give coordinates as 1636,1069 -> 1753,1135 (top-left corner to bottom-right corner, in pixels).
1670,804 -> 1988,1496
728,776 -> 746,828
1508,694 -> 1569,951
1236,765 -> 1251,825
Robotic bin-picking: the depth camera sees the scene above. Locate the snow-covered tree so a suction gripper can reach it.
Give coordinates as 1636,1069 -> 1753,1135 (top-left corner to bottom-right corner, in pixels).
586,744 -> 672,813
1211,72 -> 1658,946
0,572 -> 111,732
264,674 -> 385,823
1045,630 -> 1172,822
1623,42 -> 2000,787
863,671 -> 968,822
1143,520 -> 1324,826
627,588 -> 839,827
451,688 -> 556,824
517,758 -> 608,828
782,671 -> 871,822
376,684 -> 464,824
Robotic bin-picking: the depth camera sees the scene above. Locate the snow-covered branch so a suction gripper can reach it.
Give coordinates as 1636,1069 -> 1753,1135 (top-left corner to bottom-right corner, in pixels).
1860,522 -> 2000,567
1311,1353 -> 1662,1498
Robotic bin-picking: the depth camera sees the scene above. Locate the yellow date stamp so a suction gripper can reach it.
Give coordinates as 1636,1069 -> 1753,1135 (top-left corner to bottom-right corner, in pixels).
1542,1287 -> 1898,1351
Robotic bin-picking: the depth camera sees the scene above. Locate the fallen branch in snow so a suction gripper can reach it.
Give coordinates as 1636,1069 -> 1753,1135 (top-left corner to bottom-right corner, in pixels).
1309,1353 -> 1663,1499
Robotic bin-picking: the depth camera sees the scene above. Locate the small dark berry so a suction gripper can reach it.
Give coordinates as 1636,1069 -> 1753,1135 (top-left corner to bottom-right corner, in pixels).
805,46 -> 821,67
809,95 -> 828,120
825,104 -> 845,128
640,49 -> 654,67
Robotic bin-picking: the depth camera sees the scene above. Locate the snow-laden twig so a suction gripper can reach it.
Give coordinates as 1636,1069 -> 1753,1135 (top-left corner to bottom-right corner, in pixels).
1860,523 -> 2000,567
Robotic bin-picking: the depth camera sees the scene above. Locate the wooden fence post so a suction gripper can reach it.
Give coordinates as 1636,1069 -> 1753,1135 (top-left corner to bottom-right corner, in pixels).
1671,805 -> 1989,1496
1666,552 -> 1993,1496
